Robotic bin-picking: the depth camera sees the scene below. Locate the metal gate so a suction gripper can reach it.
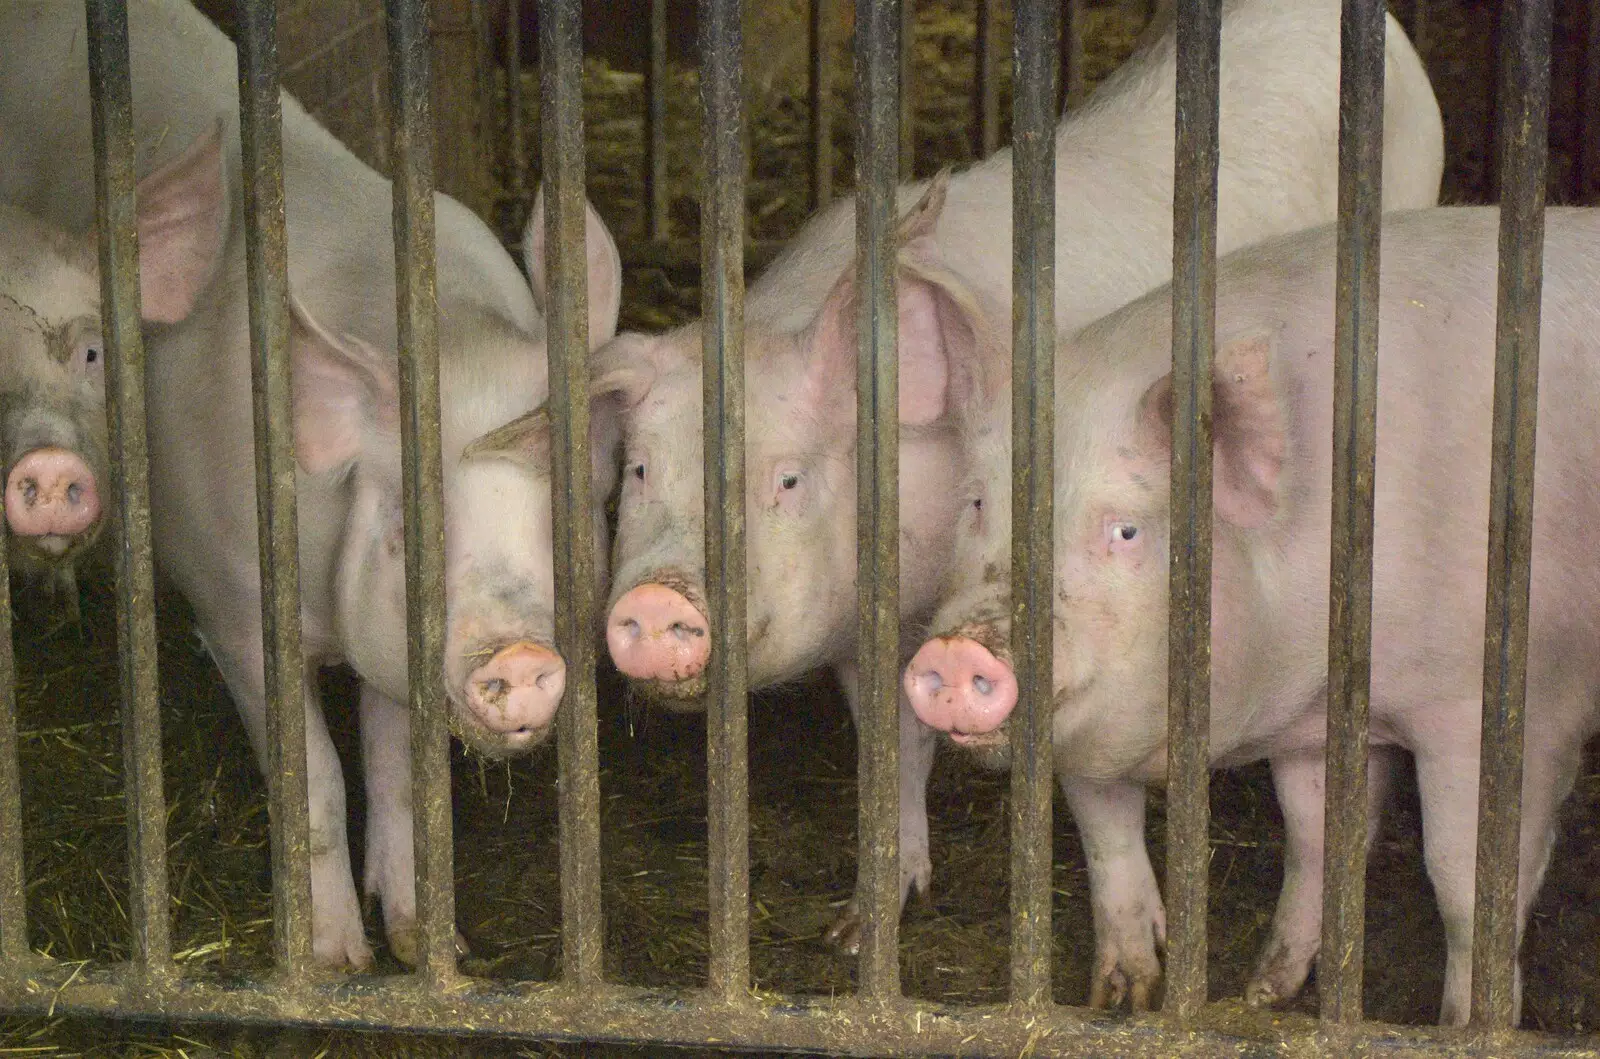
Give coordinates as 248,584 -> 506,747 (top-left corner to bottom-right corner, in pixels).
0,0 -> 1595,1054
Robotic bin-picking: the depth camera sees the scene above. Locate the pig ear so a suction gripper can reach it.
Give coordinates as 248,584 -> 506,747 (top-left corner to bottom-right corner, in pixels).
588,331 -> 660,412
289,295 -> 400,475
800,171 -> 990,428
461,397 -> 623,488
522,185 -> 624,348
1136,330 -> 1286,528
132,119 -> 229,324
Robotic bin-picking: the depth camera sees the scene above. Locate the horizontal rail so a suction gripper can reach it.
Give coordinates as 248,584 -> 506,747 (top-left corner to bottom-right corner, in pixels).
1,966 -> 1593,1057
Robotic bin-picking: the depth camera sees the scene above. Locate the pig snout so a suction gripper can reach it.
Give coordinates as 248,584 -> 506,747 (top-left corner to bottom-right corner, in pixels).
606,583 -> 710,683
5,447 -> 101,546
904,636 -> 1019,744
464,641 -> 566,737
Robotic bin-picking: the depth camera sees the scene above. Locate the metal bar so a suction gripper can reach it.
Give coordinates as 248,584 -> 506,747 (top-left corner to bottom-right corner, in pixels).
810,0 -> 834,208
385,0 -> 457,989
899,0 -> 915,179
975,0 -> 1001,158
700,0 -> 749,1003
506,0 -> 527,201
538,0 -> 603,988
1320,0 -> 1386,1025
1580,0 -> 1600,202
85,0 -> 172,979
1163,0 -> 1221,1021
1008,0 -> 1058,1009
1060,0 -> 1084,112
646,0 -> 669,240
853,0 -> 903,1004
1472,0 -> 1553,1030
237,0 -> 315,978
0,536 -> 20,965
0,966 -> 1591,1057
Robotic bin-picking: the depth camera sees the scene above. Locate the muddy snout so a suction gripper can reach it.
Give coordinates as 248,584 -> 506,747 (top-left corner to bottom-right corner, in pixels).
904,634 -> 1019,745
4,446 -> 101,554
462,640 -> 566,744
606,582 -> 711,685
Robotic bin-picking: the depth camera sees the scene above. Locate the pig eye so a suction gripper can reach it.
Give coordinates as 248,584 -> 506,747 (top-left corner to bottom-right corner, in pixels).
972,497 -> 983,511
630,462 -> 646,481
1108,521 -> 1140,551
779,472 -> 800,491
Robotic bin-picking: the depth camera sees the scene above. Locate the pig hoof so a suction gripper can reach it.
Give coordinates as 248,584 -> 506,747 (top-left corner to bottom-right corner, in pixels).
822,901 -> 863,956
1088,964 -> 1162,1012
313,920 -> 374,972
1244,938 -> 1314,1009
385,916 -> 471,967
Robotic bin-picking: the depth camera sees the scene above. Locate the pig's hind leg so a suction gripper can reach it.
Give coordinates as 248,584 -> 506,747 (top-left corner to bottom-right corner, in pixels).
358,683 -> 470,966
195,617 -> 373,971
1245,744 -> 1400,1010
1416,727 -> 1576,1027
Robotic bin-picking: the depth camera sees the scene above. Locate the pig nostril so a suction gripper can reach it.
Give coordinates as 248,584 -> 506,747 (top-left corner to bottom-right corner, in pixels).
973,675 -> 994,696
20,481 -> 37,505
479,678 -> 508,700
668,621 -> 705,641
66,483 -> 81,506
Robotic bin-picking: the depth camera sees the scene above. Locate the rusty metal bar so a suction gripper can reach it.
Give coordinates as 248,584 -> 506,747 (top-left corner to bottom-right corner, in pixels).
975,0 -> 1001,157
506,0 -> 527,201
700,0 -> 749,1002
900,0 -> 915,179
1472,0 -> 1553,1030
0,536 -> 20,965
237,0 -> 315,978
6,965 -> 1589,1057
854,0 -> 903,1003
646,0 -> 669,240
1580,0 -> 1600,202
1008,0 -> 1058,1009
385,0 -> 457,988
85,0 -> 172,978
1164,0 -> 1220,1021
1060,0 -> 1083,112
810,0 -> 835,208
538,0 -> 604,988
1320,0 -> 1386,1025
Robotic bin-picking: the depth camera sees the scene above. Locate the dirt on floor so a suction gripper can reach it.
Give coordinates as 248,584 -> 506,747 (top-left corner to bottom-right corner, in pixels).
2,0 -> 1599,1056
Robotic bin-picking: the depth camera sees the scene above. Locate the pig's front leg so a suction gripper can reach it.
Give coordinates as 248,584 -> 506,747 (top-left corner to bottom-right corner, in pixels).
198,621 -> 372,970
1060,776 -> 1164,1011
823,662 -> 938,954
1246,744 -> 1399,1009
358,684 -> 470,966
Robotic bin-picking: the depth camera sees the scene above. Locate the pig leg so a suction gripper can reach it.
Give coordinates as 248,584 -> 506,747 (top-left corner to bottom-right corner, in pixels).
823,661 -> 938,954
358,684 -> 470,965
1244,744 -> 1400,1009
1415,732 -> 1575,1027
195,621 -> 372,970
1061,776 -> 1165,1011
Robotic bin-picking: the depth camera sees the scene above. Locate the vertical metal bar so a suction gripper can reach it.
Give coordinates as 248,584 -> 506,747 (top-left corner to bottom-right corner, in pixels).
538,0 -> 603,987
1008,0 -> 1058,1010
854,0 -> 902,1004
1472,0 -> 1552,1030
810,0 -> 834,208
237,0 -> 315,978
1163,0 -> 1220,1021
646,0 -> 670,240
1320,0 -> 1386,1025
0,536 -> 21,965
506,0 -> 527,202
700,0 -> 749,1003
1059,0 -> 1084,112
85,0 -> 172,978
974,0 -> 1001,158
899,0 -> 915,179
1579,0 -> 1600,202
1487,5 -> 1504,202
386,0 -> 457,988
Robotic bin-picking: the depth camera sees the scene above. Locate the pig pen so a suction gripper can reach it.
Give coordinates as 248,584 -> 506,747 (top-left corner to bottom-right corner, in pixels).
1,0 -> 1599,1055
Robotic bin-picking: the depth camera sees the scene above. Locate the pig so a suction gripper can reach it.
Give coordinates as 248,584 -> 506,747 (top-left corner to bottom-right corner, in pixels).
590,0 -> 1445,952
0,0 -> 625,969
0,137 -> 224,610
905,205 -> 1600,1025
